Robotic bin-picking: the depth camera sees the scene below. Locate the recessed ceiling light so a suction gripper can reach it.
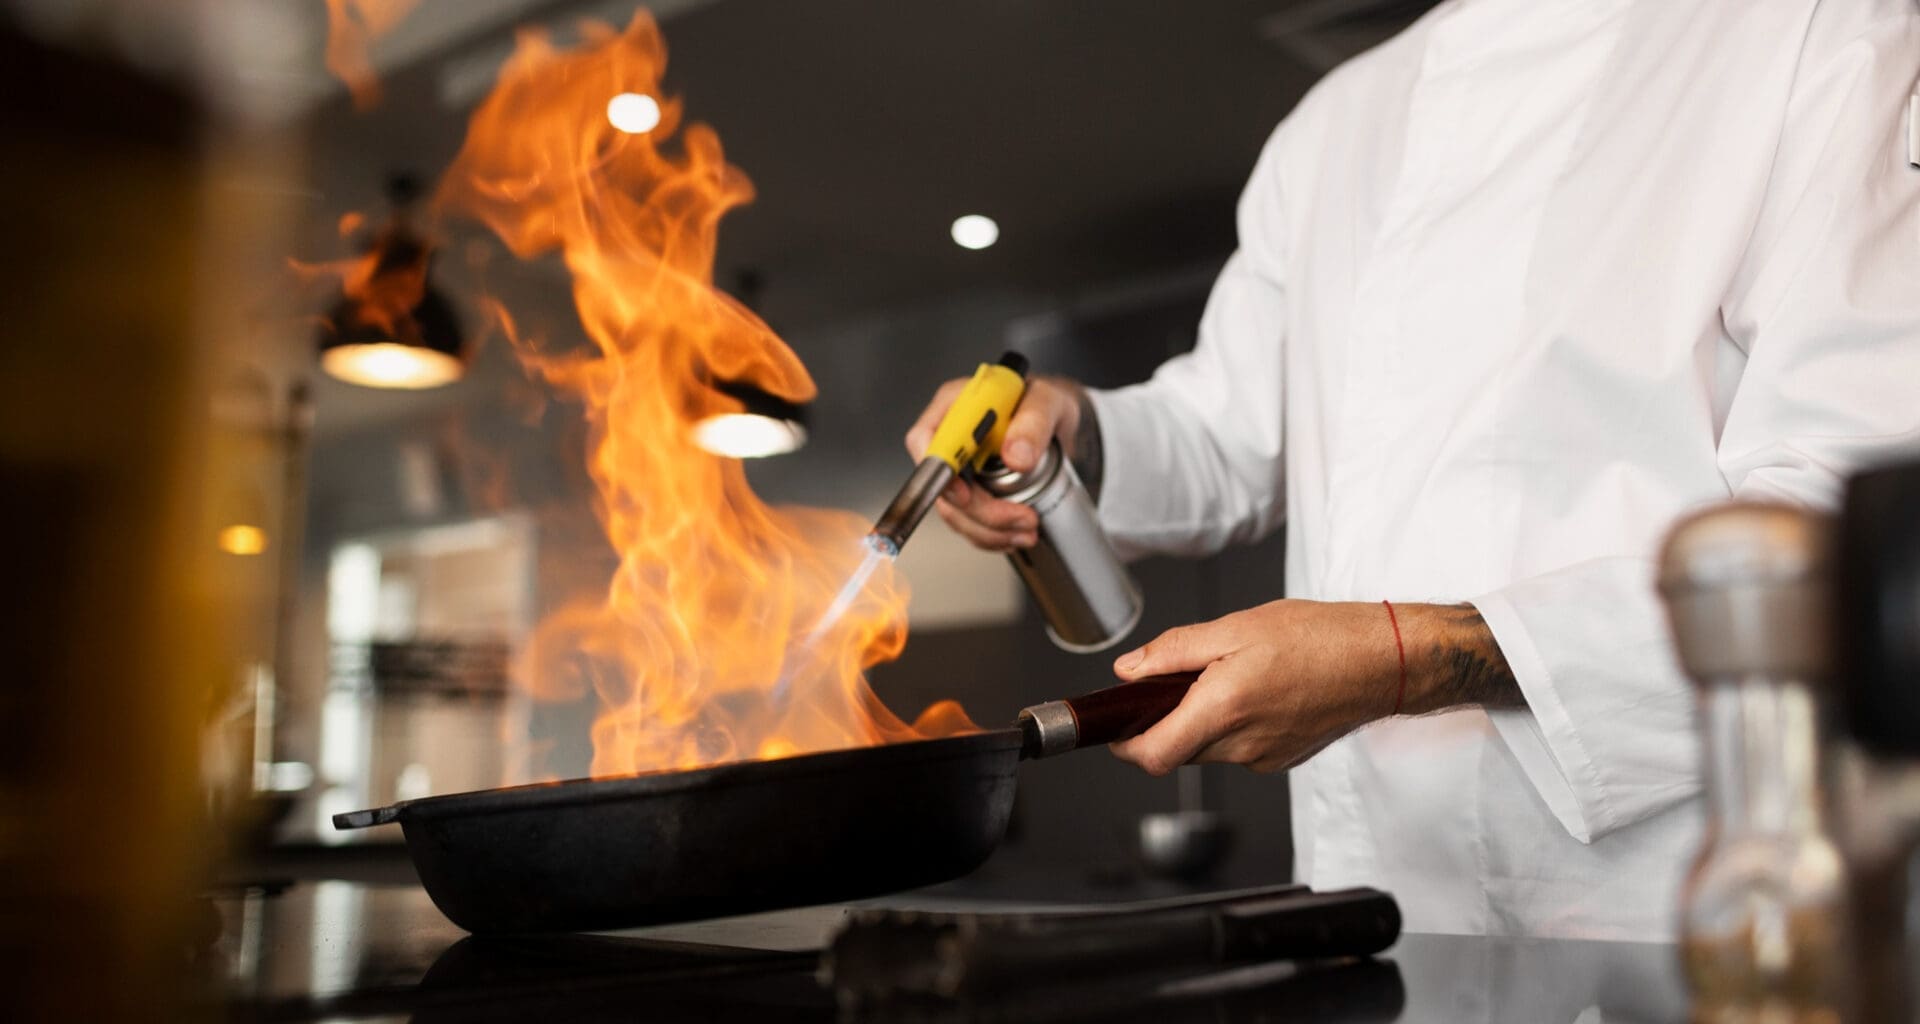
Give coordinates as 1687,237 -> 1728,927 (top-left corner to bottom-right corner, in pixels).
950,214 -> 999,250
606,92 -> 662,134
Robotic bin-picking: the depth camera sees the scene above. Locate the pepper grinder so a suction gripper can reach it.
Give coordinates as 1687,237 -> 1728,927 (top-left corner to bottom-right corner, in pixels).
1659,503 -> 1853,1022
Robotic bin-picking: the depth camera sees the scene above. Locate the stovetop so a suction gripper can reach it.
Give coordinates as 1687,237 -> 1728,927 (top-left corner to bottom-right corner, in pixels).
201,872 -> 1687,1023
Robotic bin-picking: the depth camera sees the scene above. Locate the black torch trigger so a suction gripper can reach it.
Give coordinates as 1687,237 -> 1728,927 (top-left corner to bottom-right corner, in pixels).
971,409 -> 998,446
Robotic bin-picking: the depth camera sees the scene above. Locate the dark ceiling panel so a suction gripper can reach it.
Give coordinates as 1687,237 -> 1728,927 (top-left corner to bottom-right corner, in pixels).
660,0 -> 1320,325
306,2 -> 1419,333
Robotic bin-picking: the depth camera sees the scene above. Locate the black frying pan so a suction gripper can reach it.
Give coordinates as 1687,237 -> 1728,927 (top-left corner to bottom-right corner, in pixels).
335,673 -> 1197,933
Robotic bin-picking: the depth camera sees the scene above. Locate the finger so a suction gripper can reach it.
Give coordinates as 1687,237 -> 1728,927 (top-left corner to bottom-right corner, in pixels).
999,384 -> 1072,473
1109,672 -> 1235,776
935,492 -> 1038,549
1190,734 -> 1261,769
1233,734 -> 1338,775
1113,621 -> 1229,680
904,379 -> 969,460
946,488 -> 1039,533
935,500 -> 1031,552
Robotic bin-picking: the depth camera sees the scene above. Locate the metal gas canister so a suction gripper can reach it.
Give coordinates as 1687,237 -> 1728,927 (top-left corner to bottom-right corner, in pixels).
979,440 -> 1143,653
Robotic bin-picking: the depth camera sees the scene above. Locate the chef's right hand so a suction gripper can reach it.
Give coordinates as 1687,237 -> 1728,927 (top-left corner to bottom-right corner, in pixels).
904,376 -> 1085,553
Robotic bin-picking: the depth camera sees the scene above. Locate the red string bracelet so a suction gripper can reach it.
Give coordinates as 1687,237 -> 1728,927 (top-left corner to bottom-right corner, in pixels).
1381,599 -> 1408,716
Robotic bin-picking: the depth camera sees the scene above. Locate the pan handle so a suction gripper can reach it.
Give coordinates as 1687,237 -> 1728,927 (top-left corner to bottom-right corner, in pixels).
1017,671 -> 1199,759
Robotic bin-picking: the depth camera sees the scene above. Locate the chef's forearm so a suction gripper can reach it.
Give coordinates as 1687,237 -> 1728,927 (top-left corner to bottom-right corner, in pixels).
1398,603 -> 1524,715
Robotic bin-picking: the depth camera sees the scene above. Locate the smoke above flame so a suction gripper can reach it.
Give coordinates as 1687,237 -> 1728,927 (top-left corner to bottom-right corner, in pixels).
421,13 -> 973,774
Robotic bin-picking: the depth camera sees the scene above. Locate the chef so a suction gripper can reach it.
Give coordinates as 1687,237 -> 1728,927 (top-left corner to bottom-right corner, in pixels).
908,0 -> 1920,939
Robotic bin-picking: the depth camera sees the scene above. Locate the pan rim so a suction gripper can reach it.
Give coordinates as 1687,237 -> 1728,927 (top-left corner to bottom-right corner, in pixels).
360,728 -> 1024,825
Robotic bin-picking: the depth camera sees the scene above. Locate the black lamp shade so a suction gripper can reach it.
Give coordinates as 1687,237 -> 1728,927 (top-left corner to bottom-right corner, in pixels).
316,233 -> 466,390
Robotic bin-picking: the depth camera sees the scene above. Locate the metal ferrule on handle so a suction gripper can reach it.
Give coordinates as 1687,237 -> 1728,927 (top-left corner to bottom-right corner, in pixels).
1017,700 -> 1079,758
1016,672 -> 1198,759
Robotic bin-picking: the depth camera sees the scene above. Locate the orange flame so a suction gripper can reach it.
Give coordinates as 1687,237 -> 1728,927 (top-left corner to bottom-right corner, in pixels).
322,0 -> 420,110
291,219 -> 428,342
433,13 -> 974,775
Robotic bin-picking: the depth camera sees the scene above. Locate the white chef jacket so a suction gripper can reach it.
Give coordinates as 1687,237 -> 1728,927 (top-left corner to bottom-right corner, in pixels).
1088,0 -> 1920,939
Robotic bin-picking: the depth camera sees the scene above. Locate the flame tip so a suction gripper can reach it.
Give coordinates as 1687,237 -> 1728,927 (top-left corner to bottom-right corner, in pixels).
312,5 -> 974,780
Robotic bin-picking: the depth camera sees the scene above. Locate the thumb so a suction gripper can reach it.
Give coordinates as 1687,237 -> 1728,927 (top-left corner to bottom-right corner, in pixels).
999,385 -> 1072,472
1114,623 -> 1220,681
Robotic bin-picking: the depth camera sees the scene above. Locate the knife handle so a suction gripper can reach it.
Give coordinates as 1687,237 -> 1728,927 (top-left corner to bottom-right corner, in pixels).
1217,887 -> 1402,961
1019,672 -> 1199,758
826,885 -> 1402,1000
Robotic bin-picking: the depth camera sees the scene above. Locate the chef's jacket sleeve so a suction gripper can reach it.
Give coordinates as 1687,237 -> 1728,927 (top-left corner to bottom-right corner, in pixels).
1085,128 -> 1290,560
1475,10 -> 1920,845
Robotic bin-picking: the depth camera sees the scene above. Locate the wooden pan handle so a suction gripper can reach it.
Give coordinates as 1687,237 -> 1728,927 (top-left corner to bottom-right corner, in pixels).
1068,672 -> 1201,746
1018,671 -> 1199,759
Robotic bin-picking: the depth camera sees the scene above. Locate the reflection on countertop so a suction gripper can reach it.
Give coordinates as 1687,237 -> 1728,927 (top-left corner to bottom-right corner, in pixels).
203,879 -> 1687,1023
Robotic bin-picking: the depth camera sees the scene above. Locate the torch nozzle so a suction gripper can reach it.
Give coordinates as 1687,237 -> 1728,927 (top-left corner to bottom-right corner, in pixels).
870,458 -> 955,554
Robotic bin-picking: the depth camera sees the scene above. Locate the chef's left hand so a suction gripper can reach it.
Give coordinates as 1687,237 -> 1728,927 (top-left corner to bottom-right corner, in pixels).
1108,599 -> 1519,775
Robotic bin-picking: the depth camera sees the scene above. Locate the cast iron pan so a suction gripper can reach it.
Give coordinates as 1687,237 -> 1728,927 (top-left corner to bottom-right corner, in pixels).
335,673 -> 1197,933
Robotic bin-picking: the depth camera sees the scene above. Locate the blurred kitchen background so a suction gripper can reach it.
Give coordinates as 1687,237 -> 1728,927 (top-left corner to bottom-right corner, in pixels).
0,0 -> 1441,1016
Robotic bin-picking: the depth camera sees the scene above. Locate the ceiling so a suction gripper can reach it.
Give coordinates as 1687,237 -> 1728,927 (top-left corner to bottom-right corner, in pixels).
303,1 -> 1443,328
289,0 -> 1436,435
7,0 -> 1434,335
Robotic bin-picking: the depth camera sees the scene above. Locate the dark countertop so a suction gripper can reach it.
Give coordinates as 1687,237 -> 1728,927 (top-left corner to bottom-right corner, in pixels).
204,877 -> 1688,1023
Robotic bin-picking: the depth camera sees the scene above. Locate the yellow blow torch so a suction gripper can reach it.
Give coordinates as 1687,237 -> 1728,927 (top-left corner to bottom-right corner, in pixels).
859,348 -> 1143,652
869,351 -> 1029,554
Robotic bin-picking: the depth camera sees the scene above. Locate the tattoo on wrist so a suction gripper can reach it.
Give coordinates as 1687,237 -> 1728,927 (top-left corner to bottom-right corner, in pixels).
1422,604 -> 1523,711
1067,384 -> 1104,503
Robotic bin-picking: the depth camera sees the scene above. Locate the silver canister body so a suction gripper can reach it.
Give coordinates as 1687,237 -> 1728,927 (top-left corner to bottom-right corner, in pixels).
980,441 -> 1143,653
